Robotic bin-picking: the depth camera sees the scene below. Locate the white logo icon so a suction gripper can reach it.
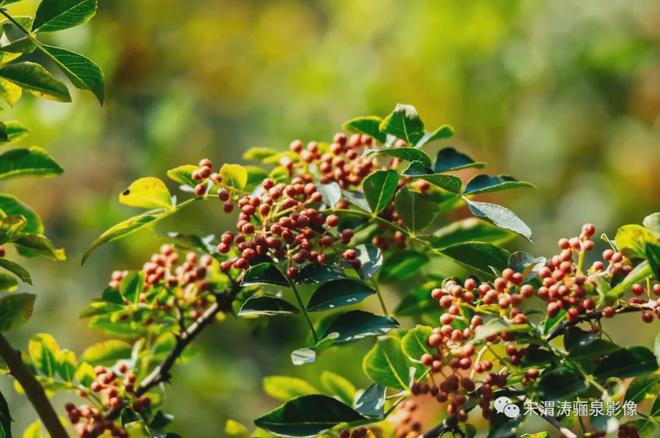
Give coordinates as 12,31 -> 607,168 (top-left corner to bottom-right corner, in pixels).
494,396 -> 520,418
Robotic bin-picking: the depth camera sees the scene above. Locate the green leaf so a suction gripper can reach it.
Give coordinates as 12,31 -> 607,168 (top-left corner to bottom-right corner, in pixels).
0,389 -> 11,438
538,367 -> 589,400
365,147 -> 432,168
0,79 -> 21,107
625,375 -> 659,404
320,371 -> 355,406
1,121 -> 29,143
402,161 -> 462,193
415,125 -> 454,148
254,394 -> 365,437
615,224 -> 660,259
401,325 -> 434,362
440,242 -> 510,277
12,233 -> 64,260
242,263 -> 289,287
434,147 -> 485,173
394,187 -> 437,232
431,218 -> 514,249
0,147 -> 62,180
354,244 -> 382,281
242,147 -> 280,162
244,166 -> 269,191
318,311 -> 399,344
318,182 -> 341,208
40,45 -> 104,104
473,319 -> 529,342
27,333 -> 59,377
0,16 -> 36,54
0,273 -> 17,292
220,164 -> 248,190
307,279 -> 375,312
395,286 -> 438,317
465,199 -> 532,241
82,199 -> 196,264
263,376 -> 318,402
342,116 -> 387,143
464,174 -> 534,195
354,384 -> 386,419
643,212 -> 660,233
363,170 -> 399,213
80,340 -> 131,366
341,190 -> 370,212
362,336 -> 410,389
646,244 -> 660,279
0,195 -> 42,235
379,104 -> 425,145
166,164 -> 197,187
0,62 -> 70,102
119,177 -> 173,210
0,293 -> 34,331
33,0 -> 98,33
297,264 -> 345,284
593,347 -> 658,380
238,296 -> 298,316
0,216 -> 26,244
379,250 -> 429,283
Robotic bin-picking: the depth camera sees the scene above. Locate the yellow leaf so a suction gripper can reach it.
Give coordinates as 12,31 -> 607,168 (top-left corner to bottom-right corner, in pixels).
119,177 -> 173,210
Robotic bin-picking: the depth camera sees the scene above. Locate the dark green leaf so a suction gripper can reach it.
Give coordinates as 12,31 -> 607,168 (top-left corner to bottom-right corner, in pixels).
362,336 -> 411,389
593,347 -> 658,380
415,125 -> 454,148
538,367 -> 589,400
0,121 -> 29,144
401,325 -> 433,361
395,286 -> 438,317
464,174 -> 534,195
363,170 -> 399,213
13,234 -> 65,260
242,263 -> 289,287
0,147 -> 63,180
238,296 -> 298,316
365,147 -> 432,168
379,104 -> 425,145
379,250 -> 429,283
354,384 -> 386,419
354,244 -> 381,281
625,375 -> 659,403
0,293 -> 34,331
244,166 -> 269,191
645,243 -> 660,279
434,147 -> 485,173
40,45 -> 104,103
0,62 -> 70,102
254,394 -> 365,437
318,310 -> 399,344
342,116 -> 386,143
0,16 -> 36,54
0,259 -> 30,284
394,187 -> 437,231
307,279 -> 374,312
431,218 -> 513,249
440,242 -> 510,277
0,389 -> 11,438
297,264 -> 345,284
262,376 -> 318,402
402,161 -> 462,193
465,199 -> 532,241
33,0 -> 98,33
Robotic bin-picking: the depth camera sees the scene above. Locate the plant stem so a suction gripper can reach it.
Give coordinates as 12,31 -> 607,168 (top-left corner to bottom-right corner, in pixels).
370,278 -> 389,315
0,333 -> 69,438
288,279 -> 319,343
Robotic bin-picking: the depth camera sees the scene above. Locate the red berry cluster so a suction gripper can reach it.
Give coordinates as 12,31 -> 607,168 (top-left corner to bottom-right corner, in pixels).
214,176 -> 358,278
389,398 -> 424,438
66,363 -> 150,437
109,245 -> 217,322
618,423 -> 640,438
337,427 -> 371,438
288,133 -> 378,188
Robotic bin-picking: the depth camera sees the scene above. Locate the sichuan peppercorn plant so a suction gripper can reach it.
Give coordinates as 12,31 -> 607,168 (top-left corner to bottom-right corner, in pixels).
0,0 -> 104,437
69,102 -> 660,438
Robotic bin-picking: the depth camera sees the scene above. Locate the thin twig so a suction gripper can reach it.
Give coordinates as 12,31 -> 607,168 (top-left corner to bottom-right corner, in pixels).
0,333 -> 69,438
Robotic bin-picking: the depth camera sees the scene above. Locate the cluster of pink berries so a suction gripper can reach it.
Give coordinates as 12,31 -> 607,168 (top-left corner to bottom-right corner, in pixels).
66,363 -> 150,438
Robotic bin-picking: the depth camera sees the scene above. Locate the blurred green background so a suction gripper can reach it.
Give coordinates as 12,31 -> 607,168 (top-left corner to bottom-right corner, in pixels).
1,0 -> 659,436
